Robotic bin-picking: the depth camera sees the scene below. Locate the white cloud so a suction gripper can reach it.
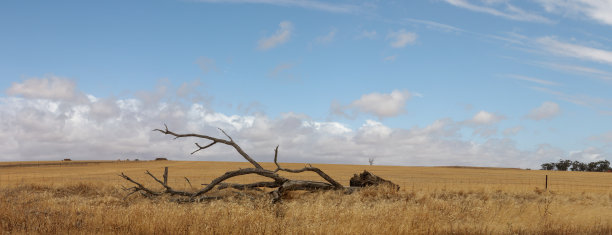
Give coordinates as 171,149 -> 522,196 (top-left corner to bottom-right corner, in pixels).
537,36 -> 612,65
194,0 -> 364,14
484,32 -> 527,45
195,57 -> 217,74
357,30 -> 377,39
0,78 -> 608,169
494,35 -> 612,81
258,21 -> 293,50
302,121 -> 352,135
90,98 -> 121,121
445,0 -> 552,23
504,74 -> 560,86
387,29 -> 417,48
526,101 -> 561,120
191,104 -> 255,131
7,75 -> 79,101
349,90 -> 412,118
384,55 -> 397,62
496,36 -> 612,81
536,62 -> 612,81
537,0 -> 612,26
481,0 -> 509,4
503,126 -> 523,136
403,18 -> 464,33
470,110 -> 504,124
268,62 -> 299,81
530,87 -> 612,112
314,28 -> 337,44
463,111 -> 505,138
356,120 -> 392,141
568,147 -> 608,162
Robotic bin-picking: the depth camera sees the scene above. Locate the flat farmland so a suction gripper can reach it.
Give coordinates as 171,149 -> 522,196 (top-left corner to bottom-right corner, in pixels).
1,160 -> 611,192
1,161 -> 612,234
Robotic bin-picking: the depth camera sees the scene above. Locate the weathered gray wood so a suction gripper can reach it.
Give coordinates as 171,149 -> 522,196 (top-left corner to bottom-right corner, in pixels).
153,124 -> 263,169
120,125 -> 398,203
163,167 -> 168,185
216,181 -> 280,191
349,170 -> 400,190
273,146 -> 344,189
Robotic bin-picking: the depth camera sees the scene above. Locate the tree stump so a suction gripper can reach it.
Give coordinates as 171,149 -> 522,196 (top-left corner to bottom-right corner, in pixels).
349,170 -> 399,190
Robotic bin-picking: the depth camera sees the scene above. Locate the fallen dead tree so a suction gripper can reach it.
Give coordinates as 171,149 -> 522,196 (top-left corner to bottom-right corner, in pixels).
120,125 -> 397,203
350,170 -> 399,190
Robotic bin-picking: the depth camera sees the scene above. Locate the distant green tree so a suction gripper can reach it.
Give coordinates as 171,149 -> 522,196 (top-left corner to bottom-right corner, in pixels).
570,161 -> 587,171
593,160 -> 610,172
587,161 -> 598,172
541,163 -> 554,170
541,159 -> 610,172
554,159 -> 572,171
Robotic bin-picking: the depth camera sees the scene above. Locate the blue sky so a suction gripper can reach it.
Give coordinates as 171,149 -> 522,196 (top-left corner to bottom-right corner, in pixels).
1,0 -> 611,168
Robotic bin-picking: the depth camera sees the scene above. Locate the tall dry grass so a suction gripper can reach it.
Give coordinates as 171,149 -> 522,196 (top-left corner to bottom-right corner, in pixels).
1,161 -> 612,234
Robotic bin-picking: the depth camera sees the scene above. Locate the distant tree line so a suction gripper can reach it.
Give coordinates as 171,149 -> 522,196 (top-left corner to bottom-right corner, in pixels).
541,159 -> 611,172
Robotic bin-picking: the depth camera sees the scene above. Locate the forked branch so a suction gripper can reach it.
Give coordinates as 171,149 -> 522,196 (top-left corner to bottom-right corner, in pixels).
273,146 -> 343,189
153,124 -> 263,169
121,125 -> 364,203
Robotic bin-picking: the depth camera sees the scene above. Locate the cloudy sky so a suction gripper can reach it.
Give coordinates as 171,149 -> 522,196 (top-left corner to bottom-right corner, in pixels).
1,0 -> 611,168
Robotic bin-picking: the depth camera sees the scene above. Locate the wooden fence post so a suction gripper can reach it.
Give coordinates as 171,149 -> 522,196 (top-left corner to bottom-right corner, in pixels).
545,175 -> 548,190
163,167 -> 168,185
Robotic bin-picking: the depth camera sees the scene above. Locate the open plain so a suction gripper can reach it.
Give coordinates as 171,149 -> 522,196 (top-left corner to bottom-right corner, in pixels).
1,160 -> 612,234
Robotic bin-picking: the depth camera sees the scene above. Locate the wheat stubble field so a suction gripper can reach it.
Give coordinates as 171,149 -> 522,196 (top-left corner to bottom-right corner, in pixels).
1,160 -> 612,234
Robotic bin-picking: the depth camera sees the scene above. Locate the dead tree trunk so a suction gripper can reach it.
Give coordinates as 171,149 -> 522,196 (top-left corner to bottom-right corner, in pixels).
350,170 -> 399,190
120,125 -> 350,203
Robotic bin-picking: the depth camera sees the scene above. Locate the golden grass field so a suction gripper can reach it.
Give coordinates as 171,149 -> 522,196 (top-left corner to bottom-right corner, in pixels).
1,160 -> 612,234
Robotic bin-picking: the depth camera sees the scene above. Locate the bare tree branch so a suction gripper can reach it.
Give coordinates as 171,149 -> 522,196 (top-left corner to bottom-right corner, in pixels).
192,168 -> 286,198
216,181 -> 279,191
218,128 -> 234,142
121,125 -> 398,203
273,146 -> 344,189
280,180 -> 334,191
153,125 -> 263,169
145,170 -> 192,196
184,177 -> 193,189
119,173 -> 160,197
191,142 -> 217,154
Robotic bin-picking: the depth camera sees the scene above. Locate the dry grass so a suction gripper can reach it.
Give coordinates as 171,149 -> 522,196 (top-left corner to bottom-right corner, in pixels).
1,160 -> 612,234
